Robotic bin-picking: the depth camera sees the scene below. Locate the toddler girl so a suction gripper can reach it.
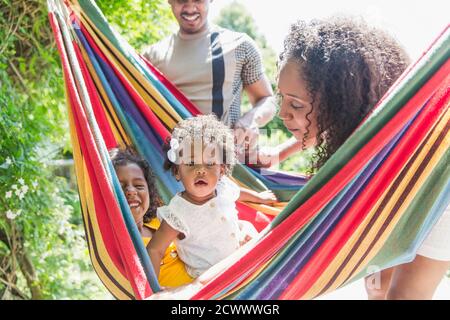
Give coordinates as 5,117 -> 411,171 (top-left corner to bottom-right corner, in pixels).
148,115 -> 258,279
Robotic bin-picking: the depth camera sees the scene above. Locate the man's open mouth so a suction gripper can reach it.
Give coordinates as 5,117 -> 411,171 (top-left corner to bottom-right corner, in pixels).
181,13 -> 200,22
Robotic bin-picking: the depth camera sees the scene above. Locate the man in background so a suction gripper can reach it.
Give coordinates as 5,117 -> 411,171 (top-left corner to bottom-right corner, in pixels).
143,0 -> 287,164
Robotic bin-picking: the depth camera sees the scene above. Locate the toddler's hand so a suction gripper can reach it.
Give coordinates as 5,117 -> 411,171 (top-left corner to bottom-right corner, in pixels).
256,190 -> 277,205
239,234 -> 253,246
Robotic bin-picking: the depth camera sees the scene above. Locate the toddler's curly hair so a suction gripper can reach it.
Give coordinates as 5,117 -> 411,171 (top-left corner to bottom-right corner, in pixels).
163,115 -> 237,175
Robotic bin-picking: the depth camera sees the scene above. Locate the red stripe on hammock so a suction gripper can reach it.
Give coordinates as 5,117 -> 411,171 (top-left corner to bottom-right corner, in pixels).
49,12 -> 152,299
73,41 -> 117,148
236,202 -> 273,232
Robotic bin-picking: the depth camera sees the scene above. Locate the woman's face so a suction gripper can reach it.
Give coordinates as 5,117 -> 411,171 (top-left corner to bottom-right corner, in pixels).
277,60 -> 319,148
116,163 -> 150,225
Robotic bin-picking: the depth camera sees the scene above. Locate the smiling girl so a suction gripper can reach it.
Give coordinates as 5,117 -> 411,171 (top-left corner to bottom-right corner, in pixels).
110,147 -> 193,287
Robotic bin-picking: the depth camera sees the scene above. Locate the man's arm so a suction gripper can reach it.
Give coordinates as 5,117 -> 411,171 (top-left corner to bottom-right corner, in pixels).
238,75 -> 276,129
234,75 -> 276,157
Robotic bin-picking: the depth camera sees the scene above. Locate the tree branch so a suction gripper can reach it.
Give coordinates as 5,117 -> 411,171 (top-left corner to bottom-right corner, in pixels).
0,228 -> 10,250
16,247 -> 44,300
0,275 -> 28,300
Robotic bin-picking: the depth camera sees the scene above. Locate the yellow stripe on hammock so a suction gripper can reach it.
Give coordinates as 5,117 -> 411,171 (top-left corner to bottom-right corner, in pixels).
231,176 -> 288,216
66,87 -> 135,299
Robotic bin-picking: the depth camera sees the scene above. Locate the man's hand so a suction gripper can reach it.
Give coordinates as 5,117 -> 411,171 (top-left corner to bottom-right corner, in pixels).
254,146 -> 280,168
234,124 -> 260,165
234,122 -> 259,150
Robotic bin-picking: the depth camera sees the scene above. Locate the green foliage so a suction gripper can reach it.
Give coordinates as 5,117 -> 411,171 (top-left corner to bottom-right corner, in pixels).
214,0 -> 277,87
0,0 -> 175,300
96,0 -> 176,51
0,0 -> 110,299
214,1 -> 260,42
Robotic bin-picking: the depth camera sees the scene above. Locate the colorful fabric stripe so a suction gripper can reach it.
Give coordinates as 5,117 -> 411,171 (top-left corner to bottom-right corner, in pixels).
48,0 -> 450,300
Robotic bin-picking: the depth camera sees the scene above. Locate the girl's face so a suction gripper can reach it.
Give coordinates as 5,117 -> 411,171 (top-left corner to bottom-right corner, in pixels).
175,148 -> 225,203
277,59 -> 319,148
116,163 -> 150,225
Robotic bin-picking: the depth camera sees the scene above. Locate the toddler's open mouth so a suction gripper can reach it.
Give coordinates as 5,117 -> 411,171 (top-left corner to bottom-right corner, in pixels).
194,179 -> 208,186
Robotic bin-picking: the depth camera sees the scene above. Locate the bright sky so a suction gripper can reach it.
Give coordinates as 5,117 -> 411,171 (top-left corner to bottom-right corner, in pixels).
210,0 -> 449,61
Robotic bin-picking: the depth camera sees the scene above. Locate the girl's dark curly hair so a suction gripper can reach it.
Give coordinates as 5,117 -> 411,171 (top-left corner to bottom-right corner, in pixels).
110,147 -> 163,223
279,16 -> 410,171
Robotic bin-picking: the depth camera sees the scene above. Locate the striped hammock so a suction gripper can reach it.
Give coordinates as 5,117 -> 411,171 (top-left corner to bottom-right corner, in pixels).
48,0 -> 450,300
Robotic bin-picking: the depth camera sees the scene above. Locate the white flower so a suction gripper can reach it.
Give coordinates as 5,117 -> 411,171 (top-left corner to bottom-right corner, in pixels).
1,157 -> 13,169
21,185 -> 29,194
15,189 -> 22,197
170,138 -> 180,150
6,210 -> 16,220
167,149 -> 177,163
28,114 -> 34,121
16,209 -> 22,216
18,178 -> 25,185
18,192 -> 25,200
5,191 -> 12,199
11,184 -> 18,190
32,180 -> 38,188
167,138 -> 180,163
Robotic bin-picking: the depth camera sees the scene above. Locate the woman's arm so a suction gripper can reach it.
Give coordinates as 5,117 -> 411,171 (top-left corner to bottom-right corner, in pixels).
256,137 -> 303,168
147,221 -> 180,278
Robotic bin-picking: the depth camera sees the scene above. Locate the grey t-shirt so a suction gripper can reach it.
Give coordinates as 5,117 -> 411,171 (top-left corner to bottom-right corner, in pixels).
143,24 -> 264,126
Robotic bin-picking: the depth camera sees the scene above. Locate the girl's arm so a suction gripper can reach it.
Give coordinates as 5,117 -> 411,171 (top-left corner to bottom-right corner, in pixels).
147,221 -> 180,278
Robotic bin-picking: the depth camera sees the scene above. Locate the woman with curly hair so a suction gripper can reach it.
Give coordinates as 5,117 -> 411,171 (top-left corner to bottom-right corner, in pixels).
110,147 -> 194,287
277,16 -> 450,299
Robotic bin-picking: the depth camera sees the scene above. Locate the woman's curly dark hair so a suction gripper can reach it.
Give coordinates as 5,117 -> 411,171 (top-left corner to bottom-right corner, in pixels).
110,147 -> 163,223
279,16 -> 410,171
